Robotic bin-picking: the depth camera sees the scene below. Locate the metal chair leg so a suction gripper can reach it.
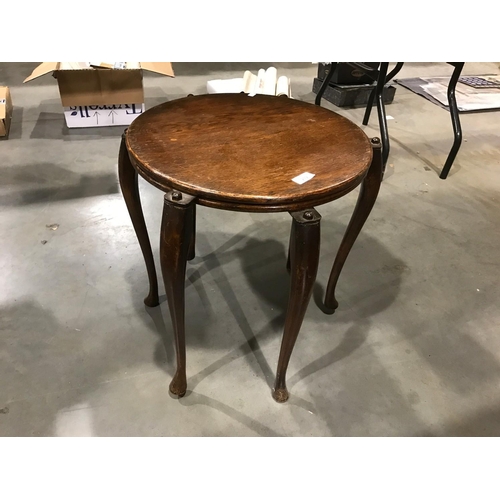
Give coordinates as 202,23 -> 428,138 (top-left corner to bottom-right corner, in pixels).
315,63 -> 338,106
375,63 -> 390,170
362,85 -> 377,126
439,62 -> 465,179
363,62 -> 404,126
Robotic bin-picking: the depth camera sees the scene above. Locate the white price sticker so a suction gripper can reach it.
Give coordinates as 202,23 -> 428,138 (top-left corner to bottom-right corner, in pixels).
292,172 -> 315,185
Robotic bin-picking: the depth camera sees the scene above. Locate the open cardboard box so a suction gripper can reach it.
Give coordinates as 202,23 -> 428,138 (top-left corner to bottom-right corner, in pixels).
24,62 -> 174,128
0,86 -> 13,138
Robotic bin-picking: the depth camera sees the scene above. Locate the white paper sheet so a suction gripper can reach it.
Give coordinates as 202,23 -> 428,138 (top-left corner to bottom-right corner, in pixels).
206,78 -> 244,94
420,77 -> 500,111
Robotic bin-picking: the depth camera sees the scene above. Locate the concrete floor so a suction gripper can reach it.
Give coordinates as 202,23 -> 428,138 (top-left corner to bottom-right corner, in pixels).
1,62 -> 500,436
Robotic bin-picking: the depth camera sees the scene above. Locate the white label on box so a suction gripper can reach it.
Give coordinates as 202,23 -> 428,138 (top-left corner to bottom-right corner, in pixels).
63,103 -> 145,128
292,172 -> 315,184
0,99 -> 6,105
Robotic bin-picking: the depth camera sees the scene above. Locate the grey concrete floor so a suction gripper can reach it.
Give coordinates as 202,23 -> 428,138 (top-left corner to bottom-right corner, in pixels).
1,62 -> 500,436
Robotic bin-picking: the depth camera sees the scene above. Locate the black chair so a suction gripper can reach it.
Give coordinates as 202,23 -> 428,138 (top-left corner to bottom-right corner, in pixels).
315,62 -> 465,179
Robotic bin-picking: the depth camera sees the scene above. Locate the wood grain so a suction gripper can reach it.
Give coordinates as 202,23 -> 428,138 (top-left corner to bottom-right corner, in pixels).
324,138 -> 383,312
126,94 -> 372,211
118,134 -> 159,307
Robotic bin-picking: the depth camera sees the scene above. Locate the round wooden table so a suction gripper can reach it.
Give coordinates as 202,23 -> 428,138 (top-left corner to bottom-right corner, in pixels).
118,93 -> 382,403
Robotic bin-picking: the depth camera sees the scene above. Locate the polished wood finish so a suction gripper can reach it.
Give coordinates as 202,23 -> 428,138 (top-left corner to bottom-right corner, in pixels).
119,93 -> 382,403
160,190 -> 196,397
126,93 -> 373,212
118,134 -> 159,307
188,204 -> 196,261
324,138 -> 383,312
273,209 -> 321,403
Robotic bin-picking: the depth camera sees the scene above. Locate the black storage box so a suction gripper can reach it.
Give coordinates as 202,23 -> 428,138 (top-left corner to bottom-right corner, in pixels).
312,78 -> 396,108
317,63 -> 379,85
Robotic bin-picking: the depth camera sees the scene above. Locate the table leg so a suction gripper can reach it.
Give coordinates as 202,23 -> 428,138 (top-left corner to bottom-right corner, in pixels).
118,133 -> 159,307
273,209 -> 321,403
324,137 -> 383,312
286,229 -> 291,273
160,190 -> 196,397
188,204 -> 196,261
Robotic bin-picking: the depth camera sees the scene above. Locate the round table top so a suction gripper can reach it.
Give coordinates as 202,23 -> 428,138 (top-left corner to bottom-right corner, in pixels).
126,93 -> 373,212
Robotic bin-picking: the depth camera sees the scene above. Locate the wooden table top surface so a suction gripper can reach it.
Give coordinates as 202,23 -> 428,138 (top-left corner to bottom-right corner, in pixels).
126,93 -> 373,211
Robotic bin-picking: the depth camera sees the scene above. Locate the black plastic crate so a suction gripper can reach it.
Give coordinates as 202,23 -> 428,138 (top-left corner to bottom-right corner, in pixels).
312,77 -> 396,108
317,63 -> 379,85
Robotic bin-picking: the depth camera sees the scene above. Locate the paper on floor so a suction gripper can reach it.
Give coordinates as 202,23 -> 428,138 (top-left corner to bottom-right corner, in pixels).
207,66 -> 292,97
207,78 -> 244,94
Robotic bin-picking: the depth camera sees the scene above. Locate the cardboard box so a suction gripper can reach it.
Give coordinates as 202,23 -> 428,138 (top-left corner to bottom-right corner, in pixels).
23,62 -> 174,128
0,86 -> 13,138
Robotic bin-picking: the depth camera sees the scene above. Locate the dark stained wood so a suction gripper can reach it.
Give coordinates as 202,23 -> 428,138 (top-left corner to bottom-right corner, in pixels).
190,181 -> 362,213
324,138 -> 383,312
118,134 -> 159,307
273,209 -> 321,403
126,93 -> 373,212
160,191 -> 196,397
120,93 -> 383,403
188,204 -> 196,261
